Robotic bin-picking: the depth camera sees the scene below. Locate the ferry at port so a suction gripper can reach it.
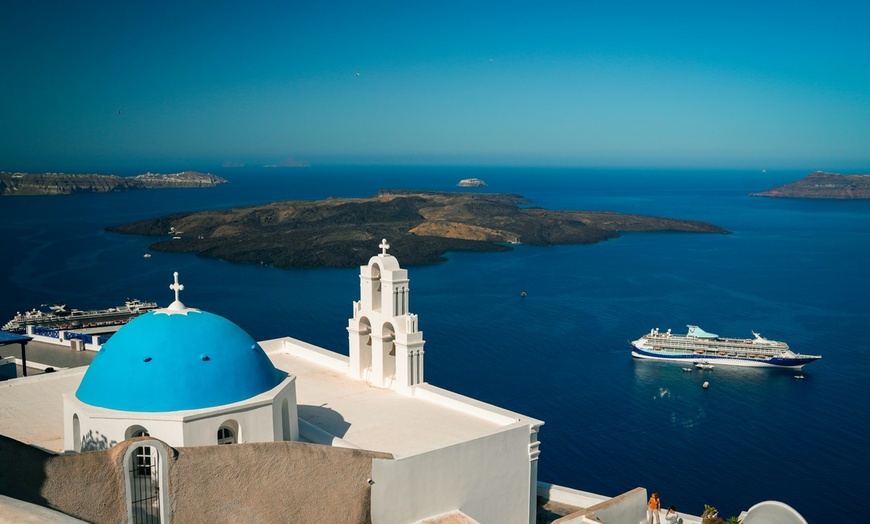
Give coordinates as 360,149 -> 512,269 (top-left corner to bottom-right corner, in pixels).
631,325 -> 822,369
2,299 -> 158,333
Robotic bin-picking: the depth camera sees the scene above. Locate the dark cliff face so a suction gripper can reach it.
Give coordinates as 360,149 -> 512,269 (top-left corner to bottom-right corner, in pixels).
0,173 -> 129,195
750,171 -> 870,199
0,171 -> 227,195
108,190 -> 730,268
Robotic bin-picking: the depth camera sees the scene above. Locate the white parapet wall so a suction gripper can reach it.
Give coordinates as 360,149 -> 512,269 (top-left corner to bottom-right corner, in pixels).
371,423 -> 535,524
584,487 -> 647,524
537,482 -> 609,511
409,383 -> 533,426
26,328 -> 103,352
266,336 -> 349,373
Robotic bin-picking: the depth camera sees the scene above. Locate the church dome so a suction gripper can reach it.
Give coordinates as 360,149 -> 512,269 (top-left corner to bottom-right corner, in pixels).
76,274 -> 285,412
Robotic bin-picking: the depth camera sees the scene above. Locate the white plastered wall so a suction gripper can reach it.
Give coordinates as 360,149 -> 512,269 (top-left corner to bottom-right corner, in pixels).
370,423 -> 536,524
63,375 -> 298,451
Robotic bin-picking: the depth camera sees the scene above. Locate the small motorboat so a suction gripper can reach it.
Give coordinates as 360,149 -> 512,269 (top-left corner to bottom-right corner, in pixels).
695,362 -> 714,370
682,367 -> 693,372
702,381 -> 710,389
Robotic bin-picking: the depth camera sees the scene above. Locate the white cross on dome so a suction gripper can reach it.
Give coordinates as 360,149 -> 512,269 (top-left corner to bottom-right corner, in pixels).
170,271 -> 184,302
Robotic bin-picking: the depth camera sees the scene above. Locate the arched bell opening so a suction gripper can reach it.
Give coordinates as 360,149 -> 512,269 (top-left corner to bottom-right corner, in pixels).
382,322 -> 396,382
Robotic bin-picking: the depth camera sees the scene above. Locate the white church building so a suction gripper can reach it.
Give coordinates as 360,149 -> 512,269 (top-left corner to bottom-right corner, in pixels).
0,241 -> 807,524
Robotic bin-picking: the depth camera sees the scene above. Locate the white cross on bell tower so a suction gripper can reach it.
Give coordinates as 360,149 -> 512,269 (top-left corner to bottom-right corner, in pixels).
379,238 -> 390,255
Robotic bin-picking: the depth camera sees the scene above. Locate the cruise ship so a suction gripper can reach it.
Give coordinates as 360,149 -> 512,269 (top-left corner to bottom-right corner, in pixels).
630,325 -> 822,369
2,299 -> 158,333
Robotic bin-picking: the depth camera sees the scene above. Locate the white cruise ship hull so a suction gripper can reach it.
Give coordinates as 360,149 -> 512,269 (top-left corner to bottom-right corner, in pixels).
630,347 -> 818,369
630,325 -> 821,369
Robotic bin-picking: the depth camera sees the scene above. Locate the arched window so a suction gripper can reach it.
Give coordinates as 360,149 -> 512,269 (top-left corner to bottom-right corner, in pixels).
217,426 -> 236,445
126,426 -> 152,477
126,425 -> 149,439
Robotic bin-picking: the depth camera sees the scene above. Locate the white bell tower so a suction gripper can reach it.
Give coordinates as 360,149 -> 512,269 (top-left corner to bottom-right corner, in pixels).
348,239 -> 425,389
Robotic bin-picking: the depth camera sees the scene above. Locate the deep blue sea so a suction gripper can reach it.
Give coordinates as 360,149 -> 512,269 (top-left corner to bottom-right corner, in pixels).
1,166 -> 867,522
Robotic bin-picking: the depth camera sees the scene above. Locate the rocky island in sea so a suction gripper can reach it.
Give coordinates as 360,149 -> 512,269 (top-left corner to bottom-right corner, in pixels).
750,171 -> 870,199
456,178 -> 487,187
108,190 -> 730,268
0,171 -> 227,196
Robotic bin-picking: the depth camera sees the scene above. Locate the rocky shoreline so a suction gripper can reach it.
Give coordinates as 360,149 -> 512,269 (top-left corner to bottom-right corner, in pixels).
0,171 -> 226,196
108,190 -> 730,268
750,171 -> 870,199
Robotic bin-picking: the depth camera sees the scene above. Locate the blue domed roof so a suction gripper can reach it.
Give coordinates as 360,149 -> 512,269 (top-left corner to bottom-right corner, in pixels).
76,308 -> 285,412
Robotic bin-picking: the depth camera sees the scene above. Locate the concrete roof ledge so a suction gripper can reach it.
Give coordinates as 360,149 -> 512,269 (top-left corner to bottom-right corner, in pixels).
538,481 -> 608,510
555,486 -> 647,524
1,366 -> 84,385
409,383 -> 543,427
262,336 -> 349,373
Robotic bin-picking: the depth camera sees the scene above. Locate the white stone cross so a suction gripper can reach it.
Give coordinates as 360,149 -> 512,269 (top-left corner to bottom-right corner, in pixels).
170,271 -> 184,302
379,238 -> 390,255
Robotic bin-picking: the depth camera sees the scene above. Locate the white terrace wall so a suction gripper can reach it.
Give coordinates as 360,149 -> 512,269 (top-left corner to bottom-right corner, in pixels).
371,423 -> 535,524
585,487 -> 647,524
553,487 -> 649,524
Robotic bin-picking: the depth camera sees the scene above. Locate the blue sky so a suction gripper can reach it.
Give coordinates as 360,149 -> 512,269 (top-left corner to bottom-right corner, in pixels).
2,0 -> 868,172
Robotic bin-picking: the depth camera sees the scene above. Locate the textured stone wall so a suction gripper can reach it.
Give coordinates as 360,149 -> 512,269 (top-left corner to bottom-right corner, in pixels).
170,441 -> 389,523
0,435 -> 391,524
0,433 -> 127,523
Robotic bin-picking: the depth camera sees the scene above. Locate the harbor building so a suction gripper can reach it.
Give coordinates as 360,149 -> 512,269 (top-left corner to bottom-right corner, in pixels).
0,241 -> 807,523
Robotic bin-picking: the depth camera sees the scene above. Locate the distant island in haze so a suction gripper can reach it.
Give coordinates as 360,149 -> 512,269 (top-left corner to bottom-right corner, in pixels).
456,178 -> 487,187
750,171 -> 870,199
263,157 -> 310,168
108,190 -> 730,268
0,171 -> 227,196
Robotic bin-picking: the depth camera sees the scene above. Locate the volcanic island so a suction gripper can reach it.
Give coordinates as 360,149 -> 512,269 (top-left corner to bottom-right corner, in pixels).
750,171 -> 870,199
108,190 -> 730,268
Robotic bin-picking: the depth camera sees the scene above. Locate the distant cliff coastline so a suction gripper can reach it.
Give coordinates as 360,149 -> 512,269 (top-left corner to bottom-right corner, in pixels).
750,171 -> 870,199
108,190 -> 730,268
0,171 -> 227,196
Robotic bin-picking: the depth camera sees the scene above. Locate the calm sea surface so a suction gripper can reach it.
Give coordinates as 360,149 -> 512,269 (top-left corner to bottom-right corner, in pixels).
1,166 -> 867,522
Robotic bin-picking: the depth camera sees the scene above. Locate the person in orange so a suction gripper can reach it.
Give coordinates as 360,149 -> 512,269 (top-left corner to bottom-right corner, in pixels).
647,491 -> 661,524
